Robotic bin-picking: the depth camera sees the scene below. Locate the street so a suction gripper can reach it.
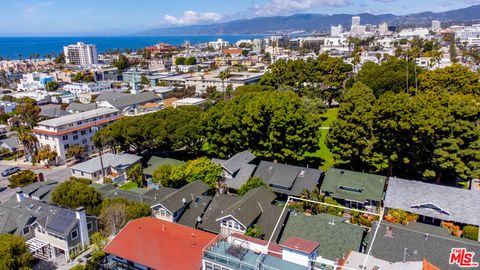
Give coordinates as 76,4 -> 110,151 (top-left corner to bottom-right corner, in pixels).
0,160 -> 72,203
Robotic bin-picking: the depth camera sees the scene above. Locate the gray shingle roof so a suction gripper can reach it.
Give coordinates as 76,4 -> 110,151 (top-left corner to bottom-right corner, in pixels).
143,156 -> 185,176
224,164 -> 257,190
222,150 -> 256,175
177,195 -> 212,228
0,197 -> 81,237
95,92 -> 130,102
40,104 -> 70,118
385,177 -> 480,225
279,213 -> 365,262
367,221 -> 480,270
0,136 -> 19,150
66,103 -> 97,112
254,161 -> 321,196
102,92 -> 158,110
197,194 -> 241,234
21,180 -> 59,203
321,168 -> 386,203
153,180 -> 210,214
71,153 -> 142,174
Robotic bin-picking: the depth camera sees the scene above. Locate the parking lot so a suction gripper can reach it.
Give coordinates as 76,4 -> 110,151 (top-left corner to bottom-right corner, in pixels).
0,160 -> 72,203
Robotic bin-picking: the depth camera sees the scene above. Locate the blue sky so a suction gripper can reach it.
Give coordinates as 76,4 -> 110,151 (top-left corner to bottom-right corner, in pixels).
1,0 -> 479,35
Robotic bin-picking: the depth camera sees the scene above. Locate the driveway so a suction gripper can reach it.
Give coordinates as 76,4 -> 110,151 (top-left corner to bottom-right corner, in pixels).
0,160 -> 72,203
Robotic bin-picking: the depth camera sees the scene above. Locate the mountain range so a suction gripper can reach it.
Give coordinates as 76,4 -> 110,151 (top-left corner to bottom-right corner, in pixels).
139,5 -> 480,36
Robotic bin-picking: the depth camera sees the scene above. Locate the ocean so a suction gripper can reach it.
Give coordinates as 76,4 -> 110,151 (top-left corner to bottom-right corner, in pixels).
0,35 -> 265,59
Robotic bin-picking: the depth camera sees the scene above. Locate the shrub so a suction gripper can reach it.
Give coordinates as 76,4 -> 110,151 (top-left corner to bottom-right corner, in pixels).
463,226 -> 479,241
8,170 -> 37,188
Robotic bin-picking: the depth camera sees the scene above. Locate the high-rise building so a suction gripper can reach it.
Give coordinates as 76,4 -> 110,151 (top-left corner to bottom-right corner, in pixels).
351,16 -> 361,28
331,24 -> 344,37
379,22 -> 389,35
63,42 -> 98,66
432,20 -> 441,32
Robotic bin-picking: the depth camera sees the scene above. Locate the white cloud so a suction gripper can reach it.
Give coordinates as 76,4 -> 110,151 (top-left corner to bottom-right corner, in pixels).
163,10 -> 224,26
253,0 -> 352,16
21,1 -> 54,16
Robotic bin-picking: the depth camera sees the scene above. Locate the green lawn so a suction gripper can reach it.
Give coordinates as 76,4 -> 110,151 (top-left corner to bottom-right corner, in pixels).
321,108 -> 339,127
119,181 -> 138,190
305,129 -> 335,171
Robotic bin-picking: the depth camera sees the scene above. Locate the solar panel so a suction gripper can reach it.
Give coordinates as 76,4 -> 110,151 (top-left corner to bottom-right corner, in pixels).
46,209 -> 76,234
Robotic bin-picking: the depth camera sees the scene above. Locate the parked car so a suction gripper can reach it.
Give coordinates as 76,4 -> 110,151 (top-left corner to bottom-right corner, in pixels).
0,186 -> 6,192
1,167 -> 20,177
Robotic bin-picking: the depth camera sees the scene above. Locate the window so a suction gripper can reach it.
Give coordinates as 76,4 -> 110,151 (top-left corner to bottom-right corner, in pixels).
22,226 -> 30,235
62,135 -> 68,140
81,130 -> 86,135
71,229 -> 78,240
64,144 -> 69,150
73,135 -> 79,140
82,139 -> 87,144
73,131 -> 78,134
87,222 -> 92,231
205,262 -> 213,270
81,172 -> 84,176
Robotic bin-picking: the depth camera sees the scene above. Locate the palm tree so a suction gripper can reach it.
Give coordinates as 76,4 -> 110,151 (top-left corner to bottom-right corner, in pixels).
18,129 -> 38,164
219,70 -> 232,100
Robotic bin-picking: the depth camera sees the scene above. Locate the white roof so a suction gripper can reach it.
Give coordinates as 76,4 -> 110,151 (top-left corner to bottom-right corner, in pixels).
174,98 -> 205,105
37,107 -> 119,127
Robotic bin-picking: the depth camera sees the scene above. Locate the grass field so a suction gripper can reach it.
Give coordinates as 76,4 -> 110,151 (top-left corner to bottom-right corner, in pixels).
119,181 -> 138,190
304,108 -> 339,171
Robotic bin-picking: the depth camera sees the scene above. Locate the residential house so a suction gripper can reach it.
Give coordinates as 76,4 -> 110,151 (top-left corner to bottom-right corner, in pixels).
151,180 -> 211,224
66,103 -> 97,114
32,107 -> 121,160
70,153 -> 142,183
279,213 -> 366,268
198,187 -> 287,241
0,101 -> 17,113
0,136 -> 19,152
367,221 -> 480,270
103,217 -> 216,270
320,168 -> 386,212
340,251 -> 440,270
143,156 -> 185,179
172,97 -> 206,108
96,92 -> 159,115
21,180 -> 60,203
384,177 -> 480,226
253,161 -> 321,199
0,191 -> 98,261
212,150 -> 257,191
203,233 -> 309,270
39,104 -> 70,120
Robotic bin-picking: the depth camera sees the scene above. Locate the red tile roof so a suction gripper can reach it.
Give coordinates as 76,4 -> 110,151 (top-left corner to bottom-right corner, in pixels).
104,217 -> 216,270
281,236 -> 320,254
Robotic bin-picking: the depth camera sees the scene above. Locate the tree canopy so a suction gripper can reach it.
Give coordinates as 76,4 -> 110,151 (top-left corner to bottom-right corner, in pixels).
0,234 -> 33,270
99,198 -> 150,236
202,91 -> 321,163
8,170 -> 37,188
51,181 -> 103,215
238,177 -> 265,195
417,64 -> 480,96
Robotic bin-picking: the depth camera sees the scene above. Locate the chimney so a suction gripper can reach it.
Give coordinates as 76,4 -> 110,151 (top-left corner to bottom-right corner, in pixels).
16,190 -> 25,203
75,207 -> 90,247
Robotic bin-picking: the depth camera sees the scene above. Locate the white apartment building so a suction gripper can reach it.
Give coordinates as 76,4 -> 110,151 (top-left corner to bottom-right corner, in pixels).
208,38 -> 230,50
431,20 -> 441,32
351,16 -> 361,28
455,24 -> 480,46
17,72 -> 55,91
399,28 -> 430,39
63,83 -> 112,95
331,24 -> 343,37
32,108 -> 121,160
63,42 -> 98,66
378,22 -> 389,36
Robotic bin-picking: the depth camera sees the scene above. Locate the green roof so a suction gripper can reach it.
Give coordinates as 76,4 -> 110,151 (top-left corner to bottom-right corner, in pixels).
280,213 -> 364,262
320,168 -> 386,202
143,156 -> 185,176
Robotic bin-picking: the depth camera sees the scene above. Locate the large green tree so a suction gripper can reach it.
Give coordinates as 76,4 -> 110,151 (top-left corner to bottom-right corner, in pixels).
203,91 -> 321,163
8,170 -> 37,188
51,181 -> 103,215
327,82 -> 376,170
0,234 -> 33,270
418,64 -> 480,96
99,198 -> 150,236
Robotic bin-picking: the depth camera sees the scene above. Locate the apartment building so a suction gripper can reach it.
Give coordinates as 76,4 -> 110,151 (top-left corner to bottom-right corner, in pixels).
32,107 -> 121,160
18,72 -> 55,91
63,82 -> 112,95
63,42 -> 98,66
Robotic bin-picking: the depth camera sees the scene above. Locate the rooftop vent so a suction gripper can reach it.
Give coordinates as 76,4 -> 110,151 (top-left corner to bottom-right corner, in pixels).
299,171 -> 305,177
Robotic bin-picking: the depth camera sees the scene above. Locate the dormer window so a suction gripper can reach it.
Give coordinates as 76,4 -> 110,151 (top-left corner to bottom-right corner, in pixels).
339,185 -> 363,193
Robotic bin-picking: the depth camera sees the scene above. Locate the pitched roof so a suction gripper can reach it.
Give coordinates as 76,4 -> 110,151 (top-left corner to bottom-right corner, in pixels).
224,164 -> 257,190
218,186 -> 276,227
177,195 -> 212,228
321,168 -> 386,202
143,156 -> 185,176
93,184 -> 176,206
22,180 -> 59,202
66,103 -> 97,112
197,194 -> 241,234
279,213 -> 365,262
0,136 -> 19,150
221,150 -> 256,175
385,177 -> 480,225
40,104 -> 70,118
154,180 -> 211,214
104,217 -> 216,270
254,161 -> 320,196
95,91 -> 130,102
102,92 -> 158,109
0,197 -> 81,237
367,221 -> 480,270
281,237 -> 320,254
71,153 -> 142,174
